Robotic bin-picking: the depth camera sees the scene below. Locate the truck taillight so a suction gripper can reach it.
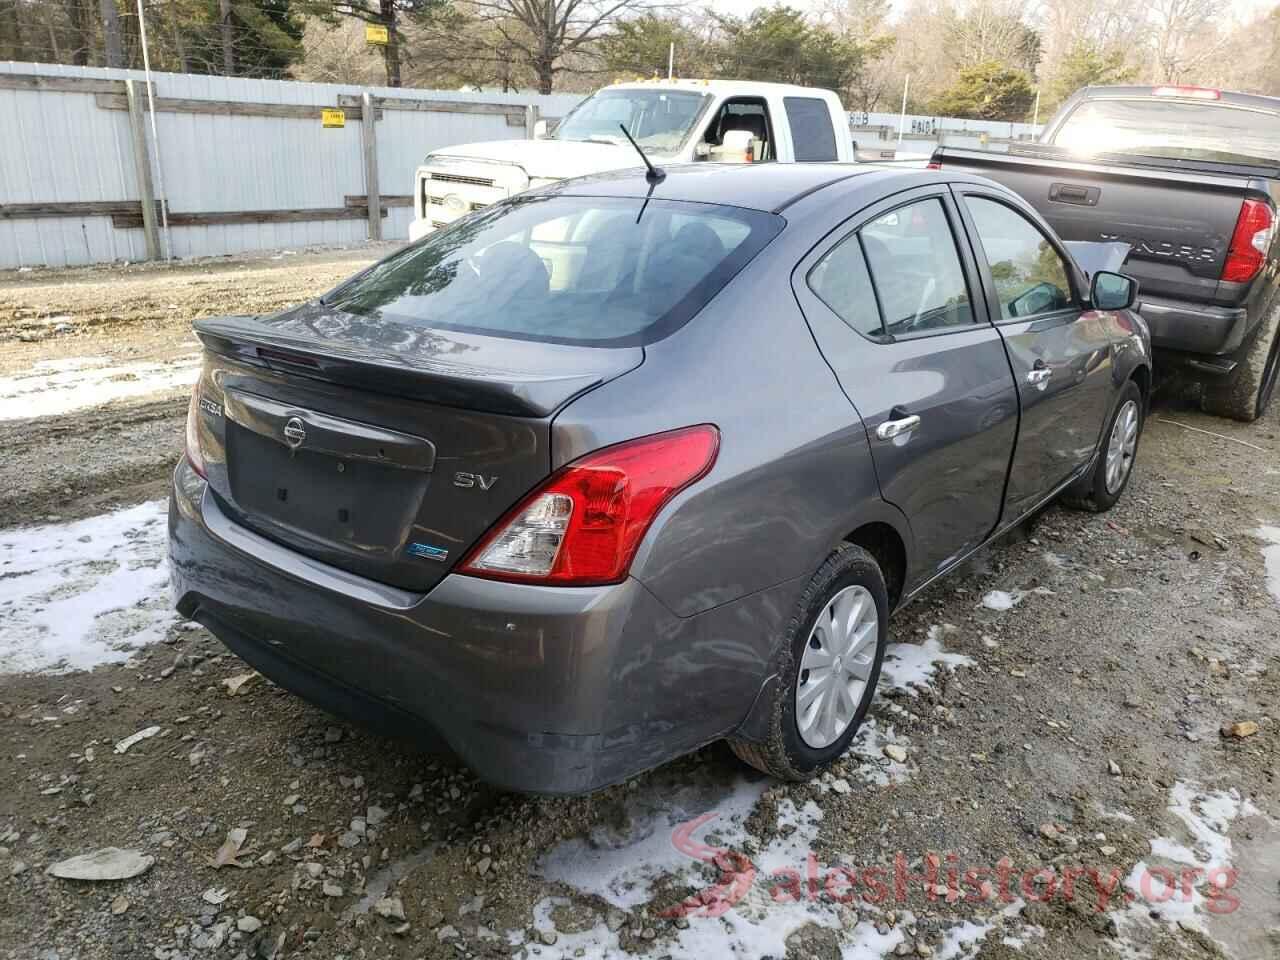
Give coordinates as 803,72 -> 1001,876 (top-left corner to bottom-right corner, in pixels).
185,388 -> 207,479
458,425 -> 719,586
1152,86 -> 1220,100
1222,199 -> 1274,284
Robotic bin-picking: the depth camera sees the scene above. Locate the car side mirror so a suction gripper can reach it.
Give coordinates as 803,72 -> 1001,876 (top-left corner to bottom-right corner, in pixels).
1091,271 -> 1137,311
533,119 -> 549,139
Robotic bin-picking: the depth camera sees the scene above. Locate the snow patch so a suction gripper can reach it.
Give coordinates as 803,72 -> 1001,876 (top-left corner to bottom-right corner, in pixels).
981,590 -> 1018,611
1095,804 -> 1136,824
980,587 -> 1053,611
538,775 -> 767,910
533,761 -> 1028,960
881,625 -> 974,696
1112,781 -> 1264,957
0,354 -> 199,420
0,500 -> 177,674
1257,525 -> 1280,605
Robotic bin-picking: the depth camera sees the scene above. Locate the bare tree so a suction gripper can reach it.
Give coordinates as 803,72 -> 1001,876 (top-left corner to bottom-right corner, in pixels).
946,0 -> 1039,73
296,13 -> 384,83
466,0 -> 671,94
1147,0 -> 1223,83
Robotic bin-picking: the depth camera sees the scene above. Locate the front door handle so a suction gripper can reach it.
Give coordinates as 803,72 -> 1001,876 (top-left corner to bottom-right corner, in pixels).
1026,360 -> 1053,388
876,414 -> 921,441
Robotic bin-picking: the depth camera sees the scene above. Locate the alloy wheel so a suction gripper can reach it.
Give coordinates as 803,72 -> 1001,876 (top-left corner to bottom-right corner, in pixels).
1104,399 -> 1139,494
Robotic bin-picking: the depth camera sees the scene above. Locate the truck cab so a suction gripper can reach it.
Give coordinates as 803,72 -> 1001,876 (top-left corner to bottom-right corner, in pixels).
408,79 -> 852,241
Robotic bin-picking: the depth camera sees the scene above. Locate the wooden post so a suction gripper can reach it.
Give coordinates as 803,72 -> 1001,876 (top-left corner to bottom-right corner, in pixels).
362,92 -> 382,242
124,79 -> 161,261
525,103 -> 540,140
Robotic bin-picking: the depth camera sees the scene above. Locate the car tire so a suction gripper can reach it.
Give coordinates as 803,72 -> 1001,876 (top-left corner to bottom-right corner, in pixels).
1061,379 -> 1145,513
1201,304 -> 1280,423
729,544 -> 888,781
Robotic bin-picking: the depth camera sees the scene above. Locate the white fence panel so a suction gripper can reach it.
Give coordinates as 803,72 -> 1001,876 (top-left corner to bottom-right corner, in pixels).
0,62 -> 584,268
0,63 -> 148,267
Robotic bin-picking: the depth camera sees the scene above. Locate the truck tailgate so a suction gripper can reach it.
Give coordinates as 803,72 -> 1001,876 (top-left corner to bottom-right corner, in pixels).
935,147 -> 1268,306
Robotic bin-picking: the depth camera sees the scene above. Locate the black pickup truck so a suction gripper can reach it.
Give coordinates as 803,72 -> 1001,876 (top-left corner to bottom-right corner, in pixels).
933,85 -> 1280,421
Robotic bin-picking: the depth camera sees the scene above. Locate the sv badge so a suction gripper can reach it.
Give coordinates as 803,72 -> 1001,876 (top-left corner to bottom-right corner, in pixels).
454,472 -> 498,490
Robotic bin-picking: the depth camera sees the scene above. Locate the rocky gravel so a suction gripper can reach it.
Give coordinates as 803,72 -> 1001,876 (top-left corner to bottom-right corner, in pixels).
1,250 -> 1278,960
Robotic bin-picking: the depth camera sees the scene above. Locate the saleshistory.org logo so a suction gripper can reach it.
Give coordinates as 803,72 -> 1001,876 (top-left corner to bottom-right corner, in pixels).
661,812 -> 1242,919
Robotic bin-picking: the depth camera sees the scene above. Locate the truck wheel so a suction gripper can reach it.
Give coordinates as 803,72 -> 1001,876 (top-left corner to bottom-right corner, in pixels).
729,545 -> 887,781
1061,380 -> 1144,513
1201,305 -> 1280,422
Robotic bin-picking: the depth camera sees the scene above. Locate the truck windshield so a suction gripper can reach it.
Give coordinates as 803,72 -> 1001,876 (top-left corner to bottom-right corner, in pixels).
1049,98 -> 1280,167
325,195 -> 782,347
551,89 -> 708,155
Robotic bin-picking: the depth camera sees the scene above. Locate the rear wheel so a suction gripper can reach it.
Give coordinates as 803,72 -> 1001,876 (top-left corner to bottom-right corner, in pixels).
729,545 -> 888,781
1061,380 -> 1144,513
1201,305 -> 1280,422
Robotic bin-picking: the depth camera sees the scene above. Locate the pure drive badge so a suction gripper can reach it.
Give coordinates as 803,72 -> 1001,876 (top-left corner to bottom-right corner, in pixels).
407,542 -> 449,562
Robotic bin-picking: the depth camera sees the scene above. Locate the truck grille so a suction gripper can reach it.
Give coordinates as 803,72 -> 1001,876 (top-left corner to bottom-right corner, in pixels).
428,172 -> 495,188
428,196 -> 488,211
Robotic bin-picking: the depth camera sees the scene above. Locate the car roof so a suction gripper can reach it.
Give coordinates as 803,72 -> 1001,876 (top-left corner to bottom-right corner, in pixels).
603,78 -> 841,101
535,163 -> 894,214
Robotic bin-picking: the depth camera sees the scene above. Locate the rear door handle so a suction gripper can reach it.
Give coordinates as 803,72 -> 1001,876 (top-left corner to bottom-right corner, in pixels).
876,414 -> 921,440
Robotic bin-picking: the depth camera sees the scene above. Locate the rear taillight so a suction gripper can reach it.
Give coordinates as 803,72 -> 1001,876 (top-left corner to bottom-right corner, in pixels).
1222,199 -> 1274,283
458,425 -> 720,586
926,161 -> 942,171
185,388 -> 207,478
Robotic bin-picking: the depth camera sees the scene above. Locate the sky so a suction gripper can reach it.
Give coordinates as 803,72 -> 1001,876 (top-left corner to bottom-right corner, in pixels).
702,0 -> 1277,24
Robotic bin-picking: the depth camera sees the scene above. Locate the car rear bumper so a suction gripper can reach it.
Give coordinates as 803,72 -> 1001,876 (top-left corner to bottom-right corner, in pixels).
1137,295 -> 1250,363
168,459 -> 772,794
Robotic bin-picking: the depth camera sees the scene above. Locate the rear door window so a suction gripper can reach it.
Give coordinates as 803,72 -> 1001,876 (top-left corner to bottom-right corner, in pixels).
784,97 -> 838,162
807,235 -> 883,337
325,196 -> 783,347
963,197 -> 1074,319
861,199 -> 974,334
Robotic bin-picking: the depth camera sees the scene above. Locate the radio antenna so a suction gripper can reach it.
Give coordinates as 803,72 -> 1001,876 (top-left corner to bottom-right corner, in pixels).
618,124 -> 665,184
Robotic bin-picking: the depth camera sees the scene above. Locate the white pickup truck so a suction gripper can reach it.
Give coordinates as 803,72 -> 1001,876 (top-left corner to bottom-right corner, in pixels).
409,79 -> 853,241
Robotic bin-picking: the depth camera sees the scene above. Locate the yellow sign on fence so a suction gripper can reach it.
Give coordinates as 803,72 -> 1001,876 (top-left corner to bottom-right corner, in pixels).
321,108 -> 346,128
365,24 -> 389,45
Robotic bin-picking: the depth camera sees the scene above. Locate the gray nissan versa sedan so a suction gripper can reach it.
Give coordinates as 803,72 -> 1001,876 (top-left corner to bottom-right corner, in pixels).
169,163 -> 1151,794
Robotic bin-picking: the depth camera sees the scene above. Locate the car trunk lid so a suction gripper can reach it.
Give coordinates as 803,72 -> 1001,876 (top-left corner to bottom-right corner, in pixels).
191,308 -> 642,592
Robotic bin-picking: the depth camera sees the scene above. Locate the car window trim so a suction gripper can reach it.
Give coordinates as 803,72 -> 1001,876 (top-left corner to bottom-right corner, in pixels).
949,186 -> 1084,328
791,183 -> 995,345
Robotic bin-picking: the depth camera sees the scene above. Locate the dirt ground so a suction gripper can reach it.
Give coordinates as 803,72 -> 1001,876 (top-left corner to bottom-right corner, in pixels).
1,249 -> 1277,960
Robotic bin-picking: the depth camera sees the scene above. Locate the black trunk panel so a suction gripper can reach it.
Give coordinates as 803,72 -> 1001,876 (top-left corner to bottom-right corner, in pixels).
225,424 -> 430,570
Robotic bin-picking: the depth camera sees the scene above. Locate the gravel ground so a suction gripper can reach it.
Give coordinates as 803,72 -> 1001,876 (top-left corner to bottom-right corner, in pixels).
1,251 -> 1278,960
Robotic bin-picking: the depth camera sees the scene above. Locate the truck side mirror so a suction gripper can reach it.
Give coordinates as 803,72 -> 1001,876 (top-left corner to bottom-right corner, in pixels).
1091,271 -> 1137,311
533,119 -> 549,139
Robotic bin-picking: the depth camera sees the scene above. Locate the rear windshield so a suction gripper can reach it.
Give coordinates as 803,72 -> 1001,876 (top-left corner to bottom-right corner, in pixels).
1049,98 -> 1280,166
325,196 -> 782,346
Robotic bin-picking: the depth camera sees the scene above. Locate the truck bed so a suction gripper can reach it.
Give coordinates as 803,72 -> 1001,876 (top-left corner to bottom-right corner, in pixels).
933,144 -> 1280,361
